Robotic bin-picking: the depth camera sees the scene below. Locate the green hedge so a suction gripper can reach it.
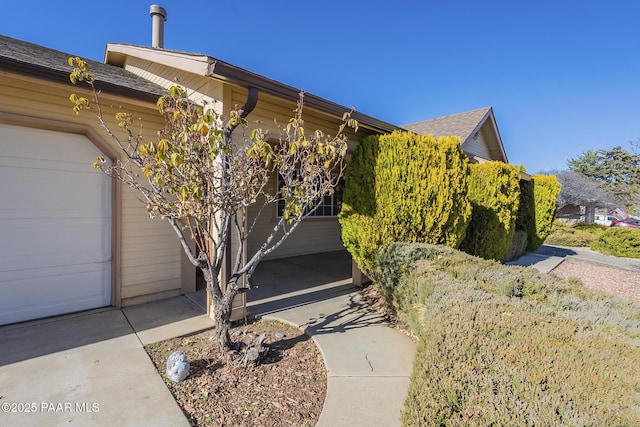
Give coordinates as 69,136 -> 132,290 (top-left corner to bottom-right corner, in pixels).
339,131 -> 471,276
591,227 -> 640,258
545,220 -> 608,247
528,174 -> 561,250
373,242 -> 640,426
460,162 -> 521,260
337,134 -> 380,275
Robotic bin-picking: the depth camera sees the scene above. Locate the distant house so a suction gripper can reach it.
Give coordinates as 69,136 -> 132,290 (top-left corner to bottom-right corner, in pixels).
0,11 -> 515,324
402,107 -> 508,164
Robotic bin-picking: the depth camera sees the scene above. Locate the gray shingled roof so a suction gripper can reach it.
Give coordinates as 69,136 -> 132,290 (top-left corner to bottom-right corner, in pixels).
0,35 -> 165,101
402,107 -> 492,142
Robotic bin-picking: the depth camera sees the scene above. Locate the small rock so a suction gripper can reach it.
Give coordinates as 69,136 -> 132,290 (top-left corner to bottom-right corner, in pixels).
274,332 -> 284,340
166,351 -> 190,382
232,330 -> 242,337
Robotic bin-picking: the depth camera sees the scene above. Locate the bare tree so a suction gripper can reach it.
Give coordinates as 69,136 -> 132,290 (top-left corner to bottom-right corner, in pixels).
555,170 -> 618,210
69,58 -> 357,361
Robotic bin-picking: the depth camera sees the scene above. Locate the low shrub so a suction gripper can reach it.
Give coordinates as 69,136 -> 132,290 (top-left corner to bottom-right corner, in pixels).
591,227 -> 640,258
373,242 -> 640,426
544,220 -> 600,247
572,222 -> 608,236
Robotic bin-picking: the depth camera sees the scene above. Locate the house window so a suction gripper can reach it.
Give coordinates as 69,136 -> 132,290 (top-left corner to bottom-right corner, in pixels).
276,175 -> 343,218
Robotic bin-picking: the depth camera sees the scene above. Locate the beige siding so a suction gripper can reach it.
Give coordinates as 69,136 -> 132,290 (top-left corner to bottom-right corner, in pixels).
224,86 -> 379,260
120,186 -> 181,299
0,73 -> 185,304
461,126 -> 491,159
244,173 -> 343,260
122,57 -> 224,114
227,87 -> 362,145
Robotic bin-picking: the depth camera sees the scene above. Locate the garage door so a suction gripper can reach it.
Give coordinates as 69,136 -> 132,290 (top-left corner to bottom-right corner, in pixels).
0,123 -> 111,325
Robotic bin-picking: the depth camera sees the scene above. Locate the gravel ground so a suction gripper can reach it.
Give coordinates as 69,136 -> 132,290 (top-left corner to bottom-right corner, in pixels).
549,247 -> 640,304
551,259 -> 640,304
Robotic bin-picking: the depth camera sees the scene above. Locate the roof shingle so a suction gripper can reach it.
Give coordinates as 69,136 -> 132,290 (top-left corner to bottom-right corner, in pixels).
0,35 -> 165,101
402,107 -> 491,142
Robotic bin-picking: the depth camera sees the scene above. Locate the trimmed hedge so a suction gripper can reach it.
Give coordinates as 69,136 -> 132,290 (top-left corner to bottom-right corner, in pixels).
373,242 -> 640,426
591,227 -> 640,258
337,134 -> 380,275
460,162 -> 521,260
339,131 -> 471,276
528,174 -> 561,250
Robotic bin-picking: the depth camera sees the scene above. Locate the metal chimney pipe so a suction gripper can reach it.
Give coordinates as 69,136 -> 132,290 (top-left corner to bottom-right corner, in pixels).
150,5 -> 167,48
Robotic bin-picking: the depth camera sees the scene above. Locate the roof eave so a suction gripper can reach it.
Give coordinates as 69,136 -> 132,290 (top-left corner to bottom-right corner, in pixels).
484,108 -> 509,163
0,56 -> 161,104
104,44 -> 397,134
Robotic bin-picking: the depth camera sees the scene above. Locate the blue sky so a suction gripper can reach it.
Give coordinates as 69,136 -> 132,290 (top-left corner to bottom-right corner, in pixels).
2,1 -> 639,173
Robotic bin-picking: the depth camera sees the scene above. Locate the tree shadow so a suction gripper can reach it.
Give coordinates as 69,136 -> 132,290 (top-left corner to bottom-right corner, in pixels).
187,358 -> 224,379
298,293 -> 388,337
262,333 -> 311,364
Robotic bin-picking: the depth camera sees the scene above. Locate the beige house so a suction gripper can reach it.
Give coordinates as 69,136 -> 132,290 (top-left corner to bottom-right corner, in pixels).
103,45 -> 397,263
0,12 -> 513,324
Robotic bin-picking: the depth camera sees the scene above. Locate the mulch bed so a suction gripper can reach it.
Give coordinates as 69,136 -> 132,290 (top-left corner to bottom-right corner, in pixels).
145,319 -> 326,427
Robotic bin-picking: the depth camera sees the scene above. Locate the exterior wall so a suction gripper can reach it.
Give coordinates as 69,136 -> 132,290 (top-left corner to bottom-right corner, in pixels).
244,172 -> 344,261
0,72 -> 186,306
122,56 -> 224,115
461,125 -> 491,160
225,86 -> 374,260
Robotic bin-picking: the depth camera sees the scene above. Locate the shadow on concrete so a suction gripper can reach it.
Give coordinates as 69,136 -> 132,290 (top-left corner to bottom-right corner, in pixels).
0,294 -> 208,366
0,251 -> 352,366
0,309 -> 131,366
534,245 -> 578,258
122,294 -> 206,333
248,250 -> 352,302
300,293 -> 388,336
247,250 -> 354,317
248,282 -> 354,317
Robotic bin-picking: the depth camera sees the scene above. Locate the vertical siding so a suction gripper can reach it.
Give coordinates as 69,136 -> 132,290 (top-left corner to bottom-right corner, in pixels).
0,74 -> 183,303
120,185 -> 181,299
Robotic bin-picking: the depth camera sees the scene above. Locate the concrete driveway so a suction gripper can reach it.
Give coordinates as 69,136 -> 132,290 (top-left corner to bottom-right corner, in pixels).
0,294 -> 211,427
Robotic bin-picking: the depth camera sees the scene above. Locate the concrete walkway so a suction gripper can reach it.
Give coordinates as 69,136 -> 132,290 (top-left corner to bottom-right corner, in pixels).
508,244 -> 640,273
247,250 -> 416,426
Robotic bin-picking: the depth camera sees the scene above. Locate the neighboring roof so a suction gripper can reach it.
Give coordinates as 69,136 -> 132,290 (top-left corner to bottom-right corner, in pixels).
105,43 -> 398,134
0,35 -> 165,103
402,107 -> 508,162
403,107 -> 490,141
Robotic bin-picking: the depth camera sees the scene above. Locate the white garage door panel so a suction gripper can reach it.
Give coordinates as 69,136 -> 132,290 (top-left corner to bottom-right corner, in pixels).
0,124 -> 112,325
0,218 -> 110,270
0,266 -> 110,325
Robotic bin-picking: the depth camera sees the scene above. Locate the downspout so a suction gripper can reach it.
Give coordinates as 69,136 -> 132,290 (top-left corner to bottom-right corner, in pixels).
238,86 -> 259,119
219,86 -> 258,319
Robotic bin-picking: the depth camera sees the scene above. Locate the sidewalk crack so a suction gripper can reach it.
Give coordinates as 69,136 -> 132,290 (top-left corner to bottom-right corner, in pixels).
365,353 -> 373,372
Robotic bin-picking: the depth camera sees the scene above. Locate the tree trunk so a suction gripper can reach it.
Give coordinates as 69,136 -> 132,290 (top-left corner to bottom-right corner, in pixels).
207,275 -> 241,360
